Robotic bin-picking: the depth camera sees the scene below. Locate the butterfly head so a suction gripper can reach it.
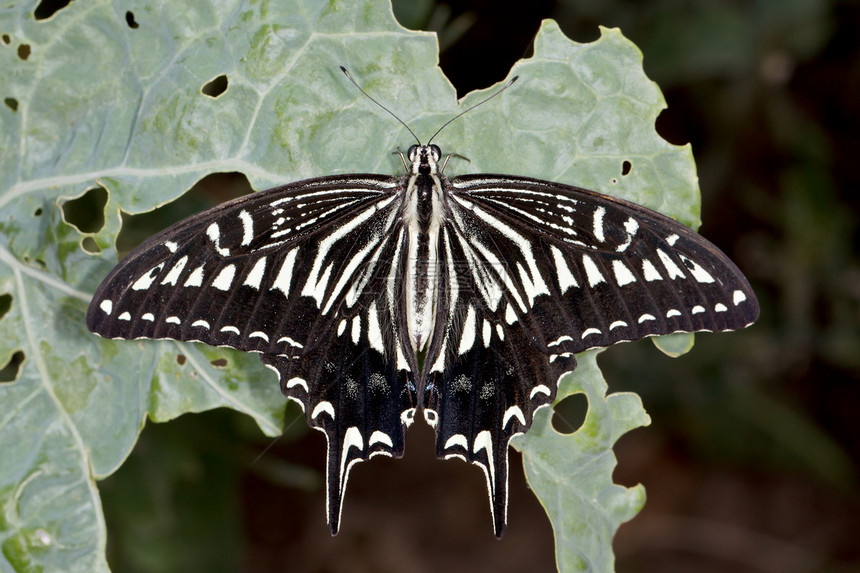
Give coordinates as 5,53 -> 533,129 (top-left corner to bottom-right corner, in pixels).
407,144 -> 442,176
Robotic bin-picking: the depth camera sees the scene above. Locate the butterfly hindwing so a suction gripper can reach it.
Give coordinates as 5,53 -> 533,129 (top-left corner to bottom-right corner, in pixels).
260,227 -> 417,533
260,222 -> 419,535
422,227 -> 576,535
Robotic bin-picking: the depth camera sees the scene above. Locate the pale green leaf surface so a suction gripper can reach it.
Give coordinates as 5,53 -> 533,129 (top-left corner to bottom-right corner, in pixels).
514,352 -> 650,573
0,2 -> 698,572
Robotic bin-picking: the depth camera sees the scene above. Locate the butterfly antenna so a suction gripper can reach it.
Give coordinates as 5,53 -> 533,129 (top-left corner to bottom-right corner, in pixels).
340,66 -> 421,145
427,75 -> 519,145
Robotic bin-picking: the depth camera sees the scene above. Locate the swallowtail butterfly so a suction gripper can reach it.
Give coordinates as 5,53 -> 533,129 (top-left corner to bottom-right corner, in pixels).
87,69 -> 758,537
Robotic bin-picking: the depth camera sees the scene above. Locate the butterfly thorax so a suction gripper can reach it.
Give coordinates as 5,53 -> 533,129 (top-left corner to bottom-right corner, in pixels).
403,144 -> 445,353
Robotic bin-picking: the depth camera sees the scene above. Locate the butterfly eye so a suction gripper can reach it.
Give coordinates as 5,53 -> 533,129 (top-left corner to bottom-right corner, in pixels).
406,145 -> 419,160
429,144 -> 442,161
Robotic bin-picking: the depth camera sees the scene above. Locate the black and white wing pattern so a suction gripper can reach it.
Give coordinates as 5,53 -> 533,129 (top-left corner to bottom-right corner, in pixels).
421,173 -> 758,536
88,143 -> 758,539
87,174 -> 419,533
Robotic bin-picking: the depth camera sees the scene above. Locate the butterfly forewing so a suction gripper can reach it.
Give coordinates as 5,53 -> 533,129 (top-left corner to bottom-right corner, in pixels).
447,174 -> 758,355
87,175 -> 401,351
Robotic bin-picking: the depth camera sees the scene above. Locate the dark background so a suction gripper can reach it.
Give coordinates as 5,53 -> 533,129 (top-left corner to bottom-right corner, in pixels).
96,1 -> 860,571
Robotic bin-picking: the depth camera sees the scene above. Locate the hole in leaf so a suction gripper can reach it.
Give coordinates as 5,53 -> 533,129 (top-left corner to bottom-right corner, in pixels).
4,98 -> 17,112
201,74 -> 228,98
125,11 -> 138,29
621,160 -> 632,176
81,236 -> 100,254
2,35 -> 10,45
0,351 -> 25,383
0,293 -> 11,319
551,392 -> 588,434
17,44 -> 30,60
210,358 -> 228,368
34,0 -> 71,20
117,172 -> 252,256
655,107 -> 687,146
34,207 -> 42,217
61,185 -> 107,234
176,354 -> 186,366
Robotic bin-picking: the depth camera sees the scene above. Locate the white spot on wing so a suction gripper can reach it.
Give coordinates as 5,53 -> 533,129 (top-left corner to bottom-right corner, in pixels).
367,302 -> 384,354
680,255 -> 715,283
445,434 -> 468,450
249,331 -> 269,342
504,304 -> 517,325
550,245 -> 578,293
692,305 -> 705,314
192,319 -> 210,329
581,327 -> 601,339
351,315 -> 360,345
166,316 -> 181,325
220,325 -> 240,335
238,210 -> 254,246
609,320 -> 628,330
638,314 -> 656,323
99,299 -> 112,315
733,290 -> 747,305
286,377 -> 309,392
642,259 -> 662,281
612,259 -> 636,286
276,336 -> 303,348
312,400 -> 335,420
592,206 -> 606,242
472,430 -> 495,491
339,427 -> 364,490
616,218 -> 639,252
369,430 -> 393,448
715,303 -> 728,312
211,265 -> 236,291
161,256 -> 188,286
243,257 -> 267,289
657,249 -> 685,279
530,385 -> 551,400
502,405 -> 526,429
131,263 -> 165,291
401,408 -> 416,427
666,309 -> 682,318
118,312 -> 131,321
548,335 -> 573,347
206,223 -> 230,257
458,305 -> 477,355
482,319 -> 491,348
271,248 -> 298,297
184,265 -> 205,287
582,255 -> 605,287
